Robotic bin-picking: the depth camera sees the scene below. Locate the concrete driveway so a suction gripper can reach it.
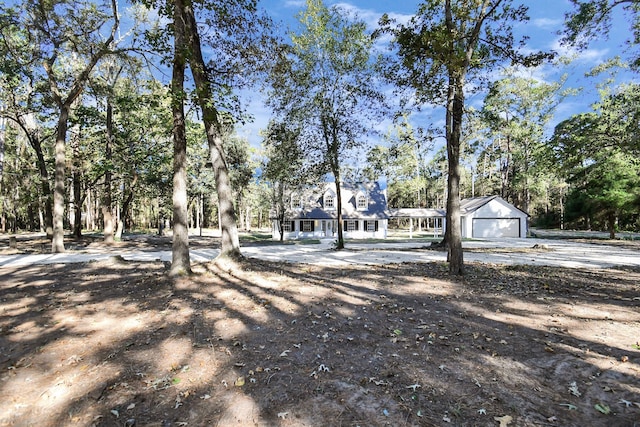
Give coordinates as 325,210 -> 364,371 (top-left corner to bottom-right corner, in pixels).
1,237 -> 638,270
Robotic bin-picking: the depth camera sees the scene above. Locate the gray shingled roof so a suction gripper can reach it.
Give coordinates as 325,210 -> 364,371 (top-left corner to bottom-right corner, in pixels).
293,181 -> 389,220
459,195 -> 500,214
460,195 -> 529,216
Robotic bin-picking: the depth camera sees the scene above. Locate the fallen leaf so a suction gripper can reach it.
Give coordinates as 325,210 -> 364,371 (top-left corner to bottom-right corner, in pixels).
494,415 -> 512,427
559,403 -> 578,410
568,381 -> 581,397
594,403 -> 610,414
234,376 -> 245,387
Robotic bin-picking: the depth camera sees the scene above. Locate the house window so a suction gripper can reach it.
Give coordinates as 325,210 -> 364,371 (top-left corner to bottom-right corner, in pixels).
344,220 -> 358,231
357,195 -> 367,210
301,220 -> 315,232
325,195 -> 334,209
282,220 -> 294,232
291,195 -> 301,209
366,220 -> 378,232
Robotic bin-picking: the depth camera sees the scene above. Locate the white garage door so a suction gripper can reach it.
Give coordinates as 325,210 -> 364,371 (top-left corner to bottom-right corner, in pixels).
472,218 -> 520,238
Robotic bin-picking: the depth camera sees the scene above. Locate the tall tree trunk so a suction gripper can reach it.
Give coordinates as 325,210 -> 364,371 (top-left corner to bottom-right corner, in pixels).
117,172 -> 138,238
181,0 -> 241,259
0,111 -> 4,233
0,108 -> 4,183
170,0 -> 191,276
334,173 -> 344,249
34,144 -> 54,238
103,99 -> 115,243
445,72 -> 464,275
276,182 -> 285,242
21,120 -> 54,238
44,0 -> 119,252
52,106 -> 70,252
71,128 -> 82,238
323,115 -> 344,249
608,213 -> 616,239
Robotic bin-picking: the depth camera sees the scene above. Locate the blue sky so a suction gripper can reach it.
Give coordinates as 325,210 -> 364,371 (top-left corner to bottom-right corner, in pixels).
239,0 -> 637,149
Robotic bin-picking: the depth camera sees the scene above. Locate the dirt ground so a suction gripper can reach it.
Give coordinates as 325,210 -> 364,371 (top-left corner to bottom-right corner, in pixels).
1,235 -> 639,427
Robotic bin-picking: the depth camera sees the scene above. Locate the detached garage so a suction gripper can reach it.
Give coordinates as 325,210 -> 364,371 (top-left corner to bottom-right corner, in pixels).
460,196 -> 528,238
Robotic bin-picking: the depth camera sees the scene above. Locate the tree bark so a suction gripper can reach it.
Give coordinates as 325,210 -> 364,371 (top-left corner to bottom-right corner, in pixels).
103,99 -> 115,243
445,71 -> 464,275
608,213 -> 616,239
276,182 -> 285,242
52,106 -> 69,252
334,174 -> 344,249
170,0 -> 191,276
21,121 -> 53,239
71,127 -> 83,238
181,0 -> 241,259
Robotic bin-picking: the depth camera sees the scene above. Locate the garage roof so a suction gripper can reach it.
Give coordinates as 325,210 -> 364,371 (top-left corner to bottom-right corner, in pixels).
461,195 -> 529,216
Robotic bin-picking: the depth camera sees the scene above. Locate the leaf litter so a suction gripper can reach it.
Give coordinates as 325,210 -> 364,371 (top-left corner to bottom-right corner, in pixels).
0,240 -> 639,426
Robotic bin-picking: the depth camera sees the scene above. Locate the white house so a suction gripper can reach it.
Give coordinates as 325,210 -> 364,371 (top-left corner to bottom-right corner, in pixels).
272,181 -> 389,240
459,196 -> 528,238
272,188 -> 528,240
388,196 -> 528,239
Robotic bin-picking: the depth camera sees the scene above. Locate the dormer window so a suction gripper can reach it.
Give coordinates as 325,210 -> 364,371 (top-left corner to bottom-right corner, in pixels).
291,193 -> 302,209
324,194 -> 335,209
357,194 -> 367,210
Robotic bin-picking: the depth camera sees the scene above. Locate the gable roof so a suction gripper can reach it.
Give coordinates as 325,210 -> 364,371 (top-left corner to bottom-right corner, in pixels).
460,195 -> 529,216
295,181 -> 389,220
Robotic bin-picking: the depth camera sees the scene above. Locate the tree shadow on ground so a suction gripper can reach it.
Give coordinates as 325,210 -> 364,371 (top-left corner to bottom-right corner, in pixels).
0,256 -> 639,426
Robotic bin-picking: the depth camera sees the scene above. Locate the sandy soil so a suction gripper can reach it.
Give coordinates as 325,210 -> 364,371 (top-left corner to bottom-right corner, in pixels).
0,235 -> 639,427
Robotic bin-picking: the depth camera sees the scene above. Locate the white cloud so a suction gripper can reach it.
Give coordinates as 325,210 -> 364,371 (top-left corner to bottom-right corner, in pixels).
332,2 -> 413,30
283,0 -> 306,8
532,17 -> 563,29
550,38 -> 610,65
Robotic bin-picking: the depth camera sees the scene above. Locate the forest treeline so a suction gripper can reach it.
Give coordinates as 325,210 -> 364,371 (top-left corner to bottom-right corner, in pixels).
0,0 -> 638,273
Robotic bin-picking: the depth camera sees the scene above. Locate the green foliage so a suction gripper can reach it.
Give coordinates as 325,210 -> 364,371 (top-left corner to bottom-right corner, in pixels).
563,0 -> 640,68
565,150 -> 640,235
551,83 -> 640,169
262,120 -> 304,185
479,71 -> 567,212
267,0 -> 384,175
365,117 -> 440,208
552,84 -> 640,234
380,0 -> 551,106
